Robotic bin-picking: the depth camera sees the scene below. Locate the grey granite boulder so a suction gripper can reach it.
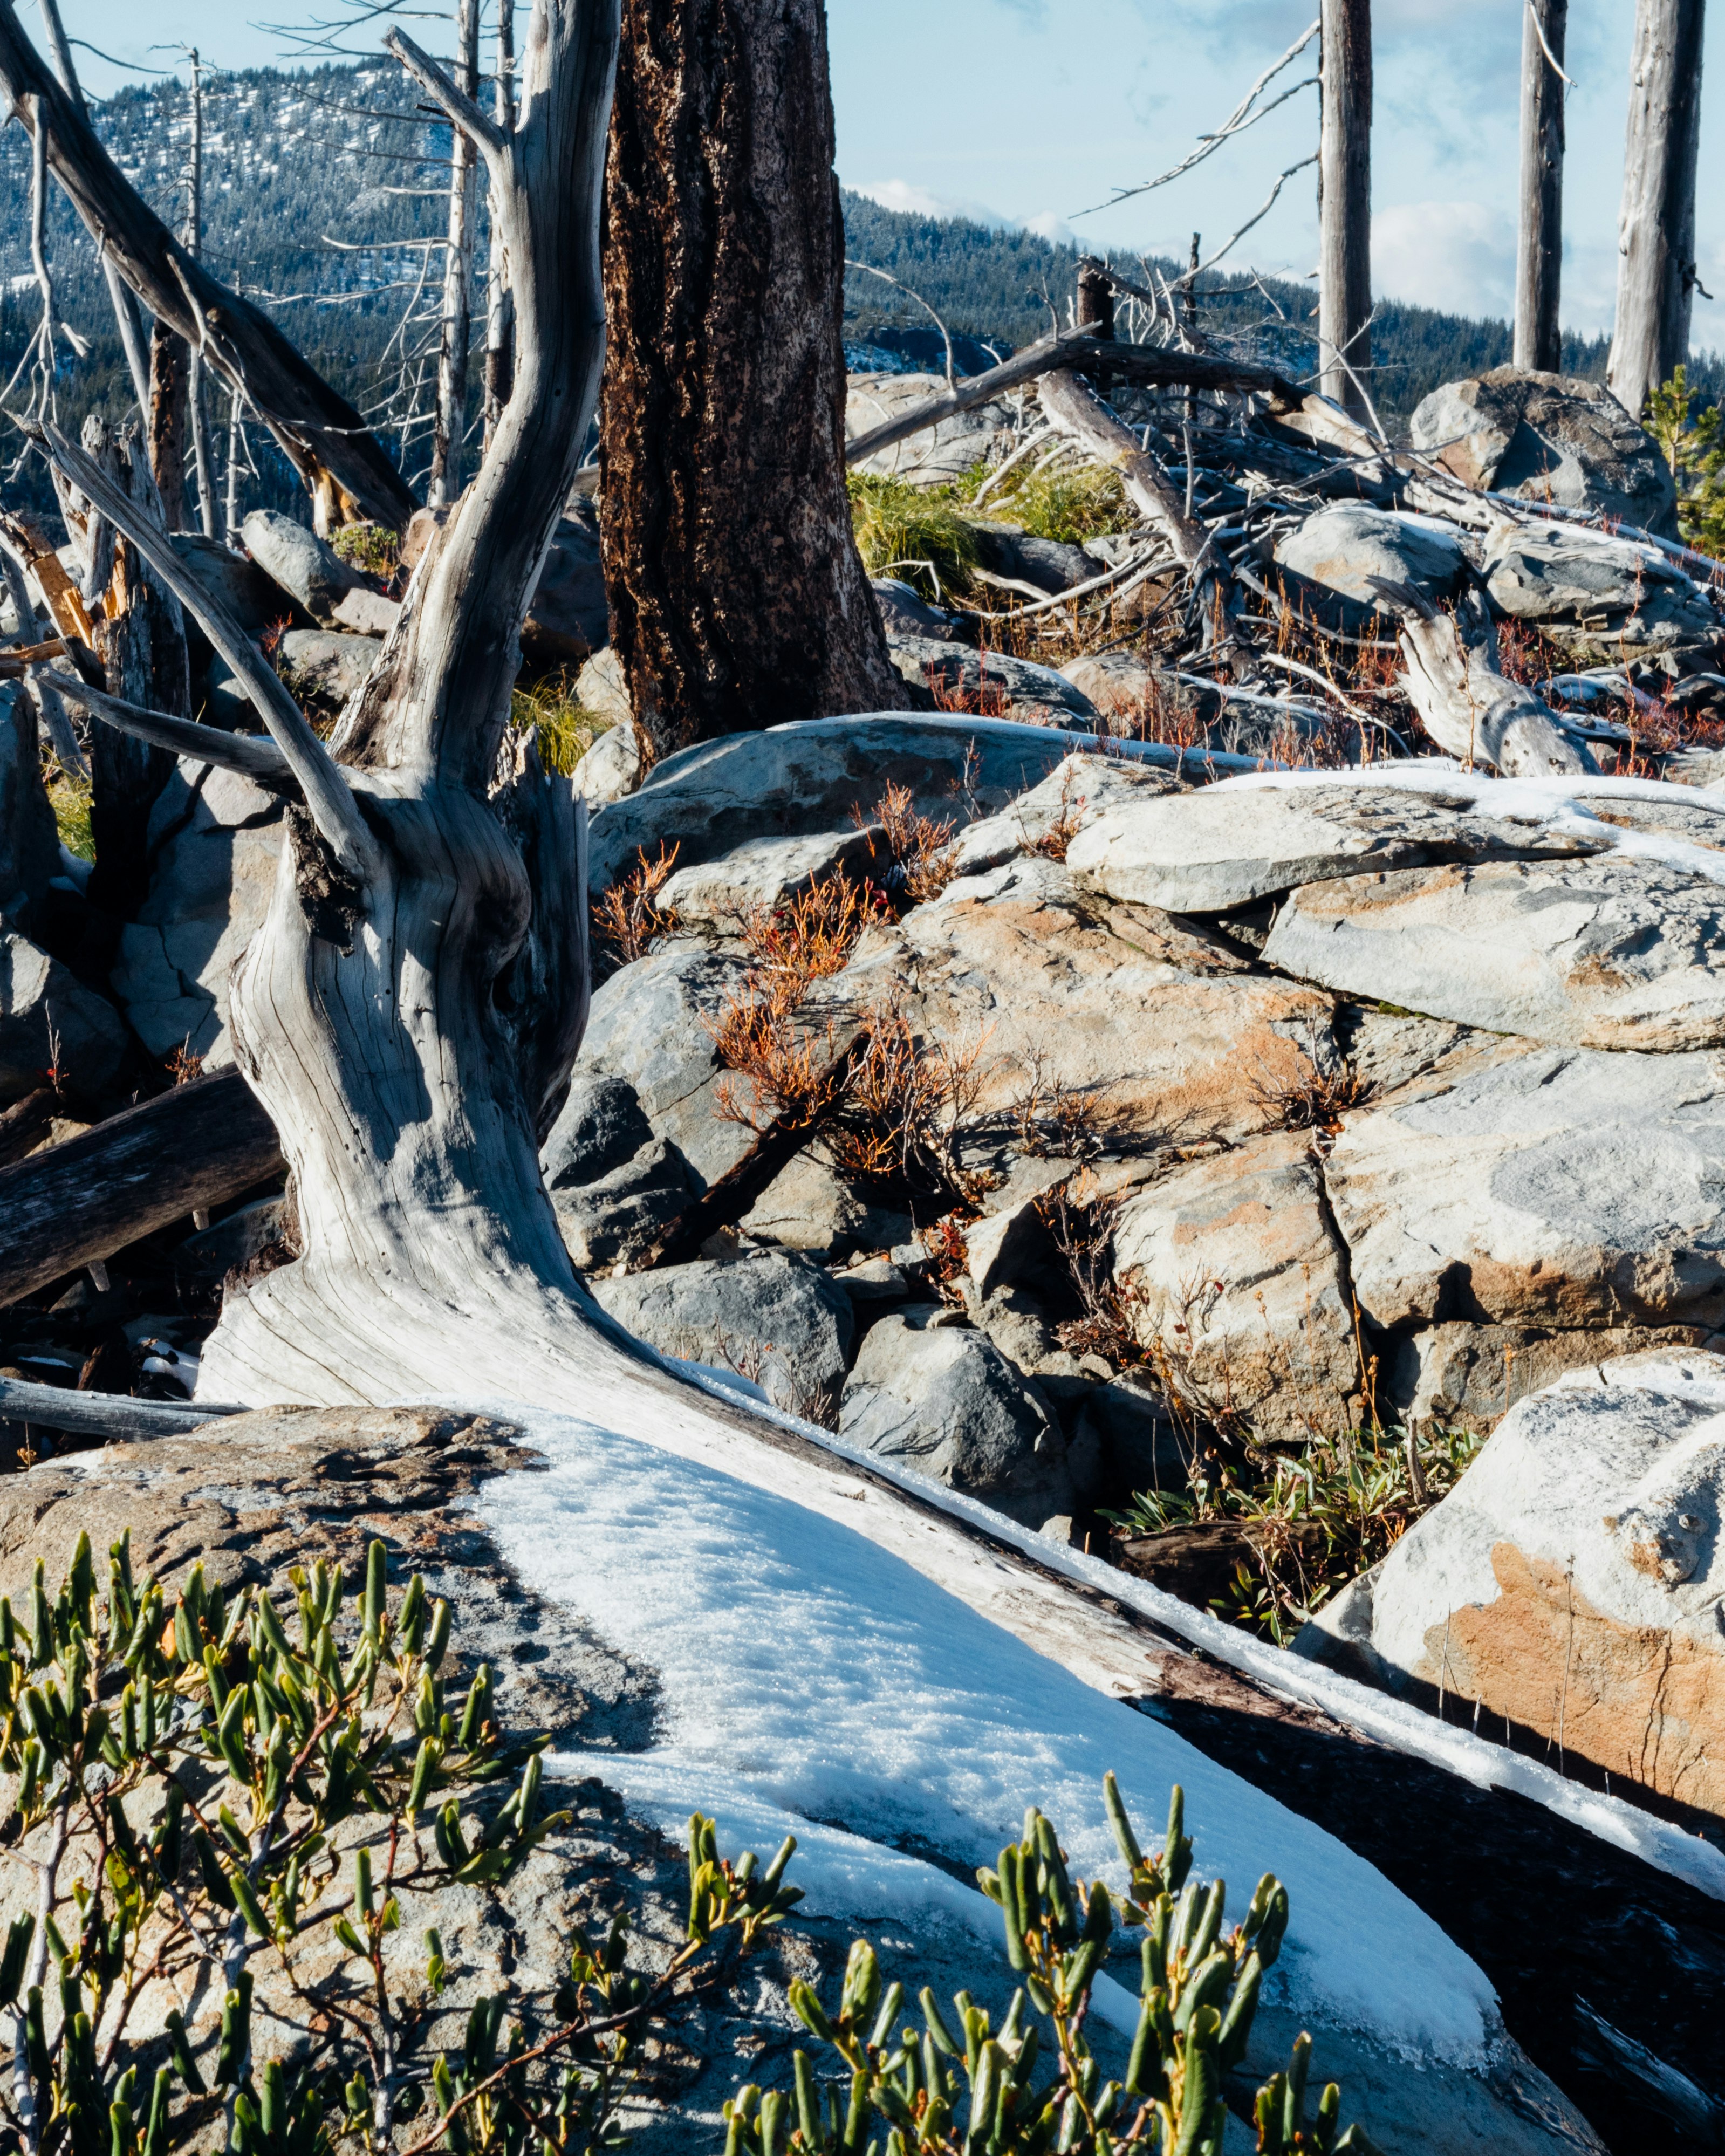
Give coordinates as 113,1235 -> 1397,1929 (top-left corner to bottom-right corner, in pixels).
591,1250 -> 854,1416
845,371 -> 1012,487
540,1074 -> 694,1274
839,1306 -> 1074,1527
1481,521 -> 1717,669
521,507 -> 607,669
1325,1045 -> 1725,1332
587,715 -> 1081,893
575,648 -> 632,730
887,636 -> 1100,726
110,761 -> 286,1068
170,532 -> 299,639
950,750 -> 1176,877
1274,505 -> 1469,610
737,1145 -> 912,1262
657,825 -> 886,930
241,509 -> 372,625
276,629 -> 381,709
1409,367 -> 1679,536
870,577 -> 968,639
1360,1350 -> 1725,1816
1066,780 -> 1596,914
1262,852 -> 1725,1052
1,930 -> 128,1104
574,722 -> 641,809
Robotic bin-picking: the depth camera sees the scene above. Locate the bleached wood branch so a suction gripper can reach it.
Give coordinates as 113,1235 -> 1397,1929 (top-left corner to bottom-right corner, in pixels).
22,666 -> 87,777
40,671 -> 293,783
1385,583 -> 1588,776
38,422 -> 381,880
386,27 -> 510,165
846,259 -> 956,388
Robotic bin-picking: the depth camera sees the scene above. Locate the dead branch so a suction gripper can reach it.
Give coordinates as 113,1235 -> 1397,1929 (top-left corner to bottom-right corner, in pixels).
39,672 -> 292,784
1388,584 -> 1590,776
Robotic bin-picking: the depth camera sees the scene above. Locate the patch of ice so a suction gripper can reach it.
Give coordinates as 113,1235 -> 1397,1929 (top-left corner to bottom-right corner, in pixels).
482,1409 -> 1496,2063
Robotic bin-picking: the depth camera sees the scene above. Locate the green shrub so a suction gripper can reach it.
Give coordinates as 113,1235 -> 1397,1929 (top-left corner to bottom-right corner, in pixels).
0,1534 -> 801,2156
985,463 -> 1130,547
847,474 -> 980,604
327,524 -> 401,581
510,677 -> 609,777
728,1777 -> 1377,2156
1647,367 -> 1725,558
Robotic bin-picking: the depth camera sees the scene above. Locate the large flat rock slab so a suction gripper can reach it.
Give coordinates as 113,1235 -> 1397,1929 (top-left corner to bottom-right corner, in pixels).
832,855 -> 1340,1146
1326,1045 -> 1725,1331
1364,1351 -> 1725,1816
1066,781 -> 1598,914
1263,853 -> 1725,1051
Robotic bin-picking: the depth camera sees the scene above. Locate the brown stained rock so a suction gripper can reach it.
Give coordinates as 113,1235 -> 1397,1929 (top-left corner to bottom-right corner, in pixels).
1384,1319 -> 1714,1429
1111,1128 -> 1361,1442
1422,1543 -> 1725,1815
1368,1351 -> 1725,1816
829,854 -> 1338,1149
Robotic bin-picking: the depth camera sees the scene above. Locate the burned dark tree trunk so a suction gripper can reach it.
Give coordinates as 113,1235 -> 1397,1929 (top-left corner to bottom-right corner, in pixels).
1515,0 -> 1568,374
599,0 -> 906,764
146,320 -> 190,532
1317,0 -> 1372,420
1607,0 -> 1707,415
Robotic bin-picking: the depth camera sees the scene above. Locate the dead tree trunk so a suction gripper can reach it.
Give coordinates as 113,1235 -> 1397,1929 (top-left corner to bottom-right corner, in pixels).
0,0 -> 414,531
429,0 -> 480,509
600,0 -> 906,763
147,319 -> 190,531
1515,0 -> 1568,374
482,0 -> 517,454
182,47 -> 218,541
1317,0 -> 1372,420
1607,0 -> 1707,416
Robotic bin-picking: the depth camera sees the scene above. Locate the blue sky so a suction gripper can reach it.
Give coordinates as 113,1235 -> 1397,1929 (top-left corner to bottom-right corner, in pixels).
39,0 -> 1725,341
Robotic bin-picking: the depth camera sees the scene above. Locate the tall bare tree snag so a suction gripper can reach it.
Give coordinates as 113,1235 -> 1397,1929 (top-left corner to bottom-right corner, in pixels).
430,0 -> 481,508
1607,0 -> 1707,416
0,0 -> 414,533
25,0 -> 623,1413
146,318 -> 190,531
600,0 -> 906,762
1515,0 -> 1569,373
483,0 -> 518,453
1317,0 -> 1372,420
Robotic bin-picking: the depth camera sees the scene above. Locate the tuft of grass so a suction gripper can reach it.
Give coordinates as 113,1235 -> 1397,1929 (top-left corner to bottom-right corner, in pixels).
988,460 -> 1130,544
847,471 -> 980,603
46,772 -> 93,861
328,521 -> 401,579
511,674 -> 610,776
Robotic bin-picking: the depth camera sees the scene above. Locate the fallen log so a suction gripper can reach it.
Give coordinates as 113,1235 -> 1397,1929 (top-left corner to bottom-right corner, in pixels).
0,1374 -> 241,1441
1386,582 -> 1590,776
0,1069 -> 283,1307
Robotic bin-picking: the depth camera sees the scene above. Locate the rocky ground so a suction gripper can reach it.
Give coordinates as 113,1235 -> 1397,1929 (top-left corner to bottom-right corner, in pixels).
6,355 -> 1725,2147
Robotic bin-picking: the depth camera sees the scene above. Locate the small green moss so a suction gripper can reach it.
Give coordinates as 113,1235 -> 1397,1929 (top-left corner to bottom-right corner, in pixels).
328,522 -> 401,579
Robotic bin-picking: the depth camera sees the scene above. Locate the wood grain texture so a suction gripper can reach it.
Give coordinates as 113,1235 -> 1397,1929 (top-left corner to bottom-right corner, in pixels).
0,1069 -> 282,1306
1607,0 -> 1707,414
1515,0 -> 1569,373
1318,0 -> 1373,420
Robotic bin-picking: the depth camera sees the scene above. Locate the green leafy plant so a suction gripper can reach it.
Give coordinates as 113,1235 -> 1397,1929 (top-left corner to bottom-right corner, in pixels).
1646,367 -> 1725,559
0,1534 -> 803,2156
327,524 -> 401,582
726,1777 -> 1378,2154
1110,1421 -> 1484,1645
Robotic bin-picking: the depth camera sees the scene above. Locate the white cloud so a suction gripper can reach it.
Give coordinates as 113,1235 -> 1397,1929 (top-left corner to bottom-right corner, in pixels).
847,178 -> 1015,228
1023,209 -> 1078,247
1372,200 -> 1516,319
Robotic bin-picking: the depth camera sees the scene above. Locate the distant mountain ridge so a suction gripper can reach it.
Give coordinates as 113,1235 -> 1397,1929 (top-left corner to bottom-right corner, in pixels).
2,53 -> 1716,516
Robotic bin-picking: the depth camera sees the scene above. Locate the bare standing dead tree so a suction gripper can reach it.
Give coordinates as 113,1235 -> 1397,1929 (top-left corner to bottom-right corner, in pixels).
483,0 -> 517,450
1317,0 -> 1372,420
1607,0 -> 1707,416
600,0 -> 906,763
0,0 -> 415,532
430,0 -> 481,506
1515,0 -> 1569,373
178,46 -> 220,539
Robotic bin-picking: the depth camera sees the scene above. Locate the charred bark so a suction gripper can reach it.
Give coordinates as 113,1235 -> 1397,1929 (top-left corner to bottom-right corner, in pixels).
146,320 -> 190,532
599,0 -> 906,764
1515,0 -> 1568,374
1317,0 -> 1373,420
1607,0 -> 1707,415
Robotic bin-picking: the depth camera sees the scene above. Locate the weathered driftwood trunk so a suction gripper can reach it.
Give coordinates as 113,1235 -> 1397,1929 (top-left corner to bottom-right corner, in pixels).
599,0 -> 905,763
1396,587 -> 1587,776
1515,0 -> 1568,374
1317,0 -> 1373,420
1607,0 -> 1706,415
